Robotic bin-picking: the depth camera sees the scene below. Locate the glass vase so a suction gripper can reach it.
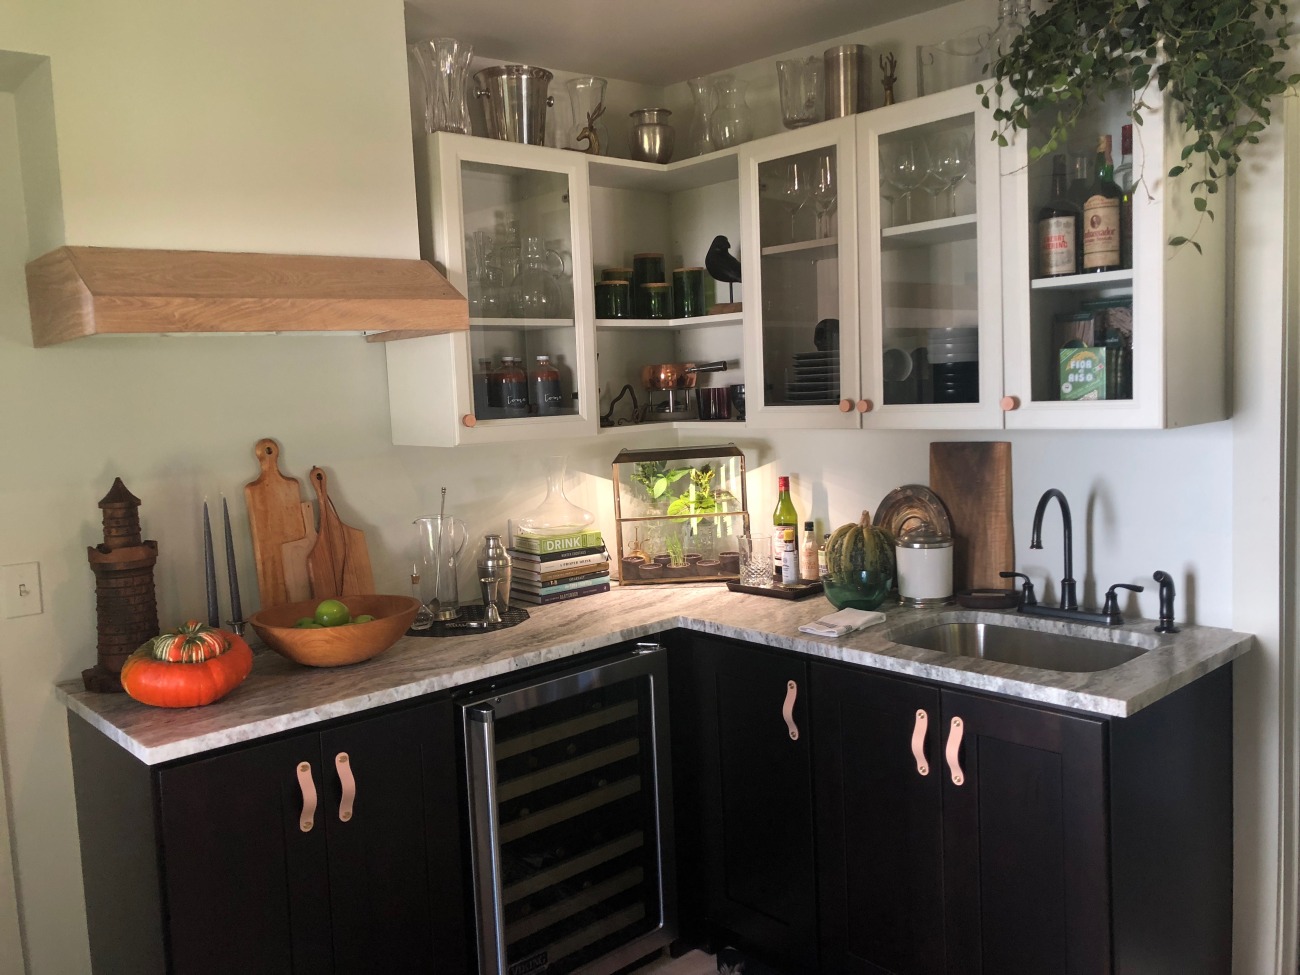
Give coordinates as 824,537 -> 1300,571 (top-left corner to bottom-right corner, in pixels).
710,75 -> 754,150
566,76 -> 609,154
685,76 -> 716,157
511,236 -> 564,319
409,37 -> 473,135
517,456 -> 596,536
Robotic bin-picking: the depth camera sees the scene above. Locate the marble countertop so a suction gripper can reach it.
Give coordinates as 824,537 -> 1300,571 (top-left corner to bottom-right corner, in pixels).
56,584 -> 1253,765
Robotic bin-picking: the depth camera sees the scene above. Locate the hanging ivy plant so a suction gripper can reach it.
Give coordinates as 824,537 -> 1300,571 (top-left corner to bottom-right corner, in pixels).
979,0 -> 1299,250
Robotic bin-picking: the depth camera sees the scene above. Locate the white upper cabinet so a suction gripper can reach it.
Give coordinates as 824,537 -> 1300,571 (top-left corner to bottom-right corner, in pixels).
857,84 -> 1005,429
739,116 -> 861,429
998,85 -> 1227,429
388,133 -> 597,447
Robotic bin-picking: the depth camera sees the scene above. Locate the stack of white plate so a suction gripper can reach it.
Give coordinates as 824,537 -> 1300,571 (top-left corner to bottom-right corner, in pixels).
928,327 -> 978,364
787,350 -> 840,403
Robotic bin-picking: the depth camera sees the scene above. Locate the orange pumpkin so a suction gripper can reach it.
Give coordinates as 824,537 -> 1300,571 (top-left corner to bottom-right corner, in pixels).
120,621 -> 253,708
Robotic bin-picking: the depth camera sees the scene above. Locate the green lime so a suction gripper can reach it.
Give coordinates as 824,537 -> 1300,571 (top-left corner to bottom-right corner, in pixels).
353,614 -> 375,624
313,599 -> 351,627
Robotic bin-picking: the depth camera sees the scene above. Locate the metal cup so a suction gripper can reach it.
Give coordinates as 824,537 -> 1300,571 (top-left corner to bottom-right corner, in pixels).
824,45 -> 870,118
474,65 -> 555,145
479,577 -> 503,624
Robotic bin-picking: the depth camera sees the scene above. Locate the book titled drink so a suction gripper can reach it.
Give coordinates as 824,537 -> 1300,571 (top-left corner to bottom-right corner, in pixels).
511,529 -> 604,556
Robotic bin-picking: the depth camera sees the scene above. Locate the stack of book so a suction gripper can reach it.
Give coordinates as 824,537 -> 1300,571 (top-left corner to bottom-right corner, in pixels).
509,529 -> 611,605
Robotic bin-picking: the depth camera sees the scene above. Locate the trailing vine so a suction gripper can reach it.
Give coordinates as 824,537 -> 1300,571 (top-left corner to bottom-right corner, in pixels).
978,0 -> 1298,250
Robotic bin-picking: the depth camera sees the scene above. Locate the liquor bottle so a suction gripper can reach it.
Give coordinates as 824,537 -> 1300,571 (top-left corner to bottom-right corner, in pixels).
772,476 -> 798,576
530,355 -> 563,416
1081,134 -> 1121,273
1114,123 -> 1134,270
799,520 -> 819,581
781,529 -> 799,585
1037,154 -> 1080,277
1067,150 -> 1091,208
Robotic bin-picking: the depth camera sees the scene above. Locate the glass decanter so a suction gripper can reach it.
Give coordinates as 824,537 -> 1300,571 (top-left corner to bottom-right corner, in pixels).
511,236 -> 564,319
685,76 -> 716,157
517,456 -> 596,536
710,75 -> 754,150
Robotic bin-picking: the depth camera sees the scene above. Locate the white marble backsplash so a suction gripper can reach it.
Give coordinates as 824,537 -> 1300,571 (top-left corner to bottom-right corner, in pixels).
56,585 -> 1253,765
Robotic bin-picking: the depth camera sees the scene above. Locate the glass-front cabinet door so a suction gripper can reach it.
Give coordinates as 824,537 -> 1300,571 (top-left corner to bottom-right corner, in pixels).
740,117 -> 860,429
999,86 -> 1227,429
858,84 -> 1004,428
388,133 -> 596,447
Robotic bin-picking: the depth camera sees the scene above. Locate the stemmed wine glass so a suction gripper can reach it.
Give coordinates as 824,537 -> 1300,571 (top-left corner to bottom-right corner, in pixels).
777,159 -> 809,242
884,140 -> 928,225
811,153 -> 837,238
929,131 -> 973,218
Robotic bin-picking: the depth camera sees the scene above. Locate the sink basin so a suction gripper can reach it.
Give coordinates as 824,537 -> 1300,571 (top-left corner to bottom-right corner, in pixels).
895,621 -> 1146,673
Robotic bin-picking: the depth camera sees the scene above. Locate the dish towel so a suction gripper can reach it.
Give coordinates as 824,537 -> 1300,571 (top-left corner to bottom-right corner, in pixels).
798,607 -> 887,638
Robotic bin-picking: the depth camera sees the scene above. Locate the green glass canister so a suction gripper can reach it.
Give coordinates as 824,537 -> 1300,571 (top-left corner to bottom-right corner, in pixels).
632,252 -> 666,316
601,266 -> 634,283
641,282 -> 672,319
595,279 -> 632,319
672,266 -> 706,318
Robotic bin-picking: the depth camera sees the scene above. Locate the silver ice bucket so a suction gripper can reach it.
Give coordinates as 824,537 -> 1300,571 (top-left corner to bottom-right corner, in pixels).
473,64 -> 555,145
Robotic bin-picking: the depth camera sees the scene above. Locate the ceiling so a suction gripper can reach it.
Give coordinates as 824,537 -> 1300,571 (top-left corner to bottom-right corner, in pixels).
404,0 -> 955,87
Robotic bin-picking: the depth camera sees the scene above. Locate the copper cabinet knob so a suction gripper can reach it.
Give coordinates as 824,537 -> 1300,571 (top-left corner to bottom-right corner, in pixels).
1000,396 -> 1019,412
857,399 -> 873,413
838,399 -> 854,412
462,413 -> 478,427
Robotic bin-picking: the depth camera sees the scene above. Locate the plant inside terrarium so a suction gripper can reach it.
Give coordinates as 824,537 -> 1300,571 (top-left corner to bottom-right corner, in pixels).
664,531 -> 686,567
631,462 -> 692,505
667,466 -> 718,518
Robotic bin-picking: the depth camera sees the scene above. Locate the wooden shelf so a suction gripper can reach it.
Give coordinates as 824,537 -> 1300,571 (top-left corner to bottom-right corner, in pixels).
25,246 -> 469,347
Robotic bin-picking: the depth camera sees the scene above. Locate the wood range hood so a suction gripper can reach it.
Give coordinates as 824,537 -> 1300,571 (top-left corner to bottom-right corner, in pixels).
24,245 -> 469,347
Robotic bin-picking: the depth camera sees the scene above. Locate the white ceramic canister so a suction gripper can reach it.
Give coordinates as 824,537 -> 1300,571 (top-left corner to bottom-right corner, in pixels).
896,530 -> 954,606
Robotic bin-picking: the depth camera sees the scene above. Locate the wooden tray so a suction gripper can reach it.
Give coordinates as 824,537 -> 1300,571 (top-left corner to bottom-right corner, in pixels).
726,579 -> 824,600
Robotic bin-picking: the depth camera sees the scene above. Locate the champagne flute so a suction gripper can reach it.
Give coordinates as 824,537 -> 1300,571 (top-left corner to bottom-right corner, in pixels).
777,159 -> 809,242
930,131 -> 973,218
811,152 -> 837,238
885,140 -> 928,224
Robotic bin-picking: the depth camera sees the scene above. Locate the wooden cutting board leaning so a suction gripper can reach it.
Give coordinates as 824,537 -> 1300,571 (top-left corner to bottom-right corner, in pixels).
306,466 -> 374,599
280,502 -> 317,604
243,438 -> 308,610
929,441 -> 1015,592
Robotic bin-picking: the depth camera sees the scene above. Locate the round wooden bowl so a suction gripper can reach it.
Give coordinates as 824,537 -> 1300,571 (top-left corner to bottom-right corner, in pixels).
250,594 -> 421,667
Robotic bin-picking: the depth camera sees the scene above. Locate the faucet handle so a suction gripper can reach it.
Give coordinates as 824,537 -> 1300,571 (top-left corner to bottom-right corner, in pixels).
999,571 -> 1037,608
1101,582 -> 1145,620
1153,570 -> 1179,633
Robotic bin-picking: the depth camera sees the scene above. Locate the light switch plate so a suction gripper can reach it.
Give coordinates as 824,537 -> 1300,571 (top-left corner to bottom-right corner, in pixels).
2,563 -> 43,618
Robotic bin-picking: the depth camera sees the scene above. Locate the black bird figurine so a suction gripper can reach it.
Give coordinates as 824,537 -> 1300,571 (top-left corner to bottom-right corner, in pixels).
705,235 -> 742,307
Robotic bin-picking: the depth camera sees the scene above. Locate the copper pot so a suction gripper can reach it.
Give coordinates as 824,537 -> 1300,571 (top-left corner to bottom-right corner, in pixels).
640,360 -> 728,391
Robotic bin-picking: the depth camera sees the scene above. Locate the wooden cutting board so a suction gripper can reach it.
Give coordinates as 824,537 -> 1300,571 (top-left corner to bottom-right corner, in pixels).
306,466 -> 374,599
929,442 -> 1015,592
280,502 -> 317,604
243,438 -> 307,609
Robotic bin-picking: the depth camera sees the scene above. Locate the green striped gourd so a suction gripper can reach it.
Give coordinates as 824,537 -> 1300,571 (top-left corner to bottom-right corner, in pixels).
823,510 -> 895,610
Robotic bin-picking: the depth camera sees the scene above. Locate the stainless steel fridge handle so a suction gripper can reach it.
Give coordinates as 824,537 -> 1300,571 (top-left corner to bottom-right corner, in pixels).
466,703 -> 508,975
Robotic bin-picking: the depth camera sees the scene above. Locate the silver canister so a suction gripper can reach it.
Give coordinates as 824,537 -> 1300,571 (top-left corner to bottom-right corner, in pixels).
824,44 -> 871,118
477,533 -> 512,610
473,64 -> 555,145
896,530 -> 953,606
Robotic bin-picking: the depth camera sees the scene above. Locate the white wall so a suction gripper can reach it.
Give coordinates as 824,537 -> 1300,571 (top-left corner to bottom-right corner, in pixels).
0,1 -> 1283,973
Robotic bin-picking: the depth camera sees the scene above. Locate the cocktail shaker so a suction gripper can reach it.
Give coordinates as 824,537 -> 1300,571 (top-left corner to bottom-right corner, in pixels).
477,533 -> 512,610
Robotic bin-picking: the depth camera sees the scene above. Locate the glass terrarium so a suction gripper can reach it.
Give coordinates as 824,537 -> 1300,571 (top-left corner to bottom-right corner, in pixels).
611,444 -> 750,584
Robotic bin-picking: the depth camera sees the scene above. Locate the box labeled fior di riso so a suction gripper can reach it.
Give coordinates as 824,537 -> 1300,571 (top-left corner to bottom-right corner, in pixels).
1060,346 -> 1107,400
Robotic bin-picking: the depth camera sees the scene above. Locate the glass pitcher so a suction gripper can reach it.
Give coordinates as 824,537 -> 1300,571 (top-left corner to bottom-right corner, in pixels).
511,236 -> 564,318
414,515 -> 469,620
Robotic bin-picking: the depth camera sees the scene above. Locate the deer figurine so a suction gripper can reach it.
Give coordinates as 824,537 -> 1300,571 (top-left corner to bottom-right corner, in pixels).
575,102 -> 606,155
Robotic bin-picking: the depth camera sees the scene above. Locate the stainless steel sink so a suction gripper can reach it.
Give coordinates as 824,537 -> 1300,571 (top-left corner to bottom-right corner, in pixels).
895,621 -> 1147,673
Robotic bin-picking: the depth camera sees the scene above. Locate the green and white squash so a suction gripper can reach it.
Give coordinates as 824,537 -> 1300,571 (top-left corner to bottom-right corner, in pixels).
823,510 -> 895,610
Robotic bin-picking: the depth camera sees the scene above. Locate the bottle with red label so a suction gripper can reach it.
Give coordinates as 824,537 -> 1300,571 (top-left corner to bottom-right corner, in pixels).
1037,153 -> 1080,277
1082,134 -> 1121,273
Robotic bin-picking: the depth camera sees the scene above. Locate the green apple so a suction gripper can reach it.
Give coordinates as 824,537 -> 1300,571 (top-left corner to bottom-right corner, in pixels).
313,599 -> 351,627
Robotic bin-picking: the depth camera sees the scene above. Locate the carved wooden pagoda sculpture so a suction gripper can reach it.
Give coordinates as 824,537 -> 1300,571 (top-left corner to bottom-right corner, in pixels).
84,478 -> 159,692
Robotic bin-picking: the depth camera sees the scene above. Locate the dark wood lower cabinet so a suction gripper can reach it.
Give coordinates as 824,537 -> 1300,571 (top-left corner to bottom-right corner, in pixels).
670,633 -> 819,970
812,659 -> 1232,975
70,697 -> 467,975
